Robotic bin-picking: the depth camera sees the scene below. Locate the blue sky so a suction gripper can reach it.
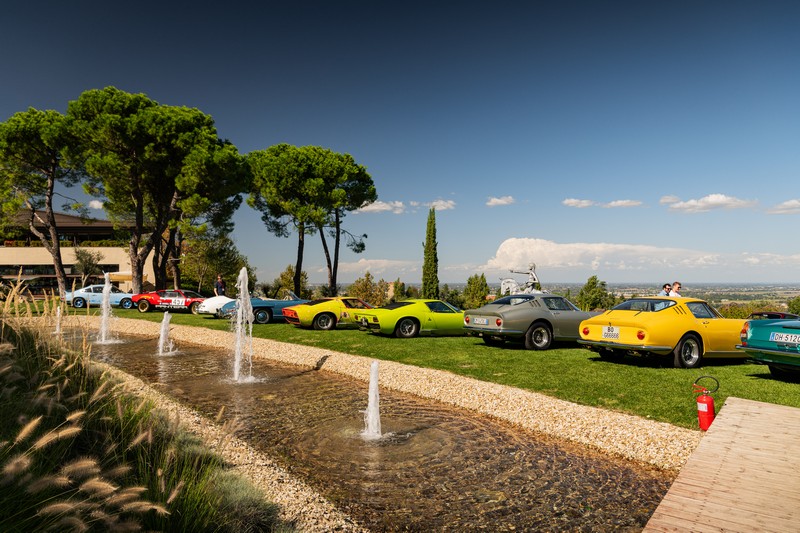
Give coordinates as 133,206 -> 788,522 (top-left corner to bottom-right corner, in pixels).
3,1 -> 800,285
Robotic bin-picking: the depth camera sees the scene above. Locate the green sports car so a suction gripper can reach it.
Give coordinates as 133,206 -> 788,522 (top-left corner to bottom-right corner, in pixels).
738,317 -> 800,380
354,299 -> 465,338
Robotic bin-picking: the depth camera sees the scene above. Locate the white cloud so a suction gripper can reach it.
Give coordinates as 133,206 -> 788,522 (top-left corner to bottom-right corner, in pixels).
335,258 -> 418,276
486,195 -> 515,207
88,200 -> 104,209
768,199 -> 800,214
356,200 -> 405,214
666,193 -> 756,213
480,237 -> 800,282
660,195 -> 681,205
427,199 -> 456,211
563,198 -> 642,209
484,238 -> 680,273
562,198 -> 595,208
603,200 -> 642,208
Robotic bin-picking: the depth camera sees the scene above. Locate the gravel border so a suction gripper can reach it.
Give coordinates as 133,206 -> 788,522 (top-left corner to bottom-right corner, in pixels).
61,315 -> 701,528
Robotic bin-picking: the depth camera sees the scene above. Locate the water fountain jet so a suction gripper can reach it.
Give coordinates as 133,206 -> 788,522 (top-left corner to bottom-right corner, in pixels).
158,312 -> 175,355
232,267 -> 254,382
53,304 -> 62,336
362,360 -> 382,440
97,272 -> 115,343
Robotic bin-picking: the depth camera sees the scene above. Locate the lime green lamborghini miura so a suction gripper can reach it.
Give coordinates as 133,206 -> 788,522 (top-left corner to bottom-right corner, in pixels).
354,299 -> 465,338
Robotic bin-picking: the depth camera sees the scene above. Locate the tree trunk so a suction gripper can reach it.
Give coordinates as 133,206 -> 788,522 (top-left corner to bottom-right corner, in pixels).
24,174 -> 68,299
318,223 -> 334,295
294,222 -> 305,296
171,226 -> 183,289
331,209 -> 341,296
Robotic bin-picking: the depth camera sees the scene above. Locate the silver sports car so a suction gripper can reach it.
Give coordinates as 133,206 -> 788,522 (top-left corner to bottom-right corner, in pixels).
464,293 -> 597,350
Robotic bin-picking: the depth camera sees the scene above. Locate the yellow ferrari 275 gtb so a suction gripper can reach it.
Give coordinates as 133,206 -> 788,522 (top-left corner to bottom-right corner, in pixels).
578,297 -> 747,368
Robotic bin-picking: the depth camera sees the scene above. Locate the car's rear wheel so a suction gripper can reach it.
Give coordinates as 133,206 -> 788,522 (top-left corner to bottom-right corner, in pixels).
73,297 -> 86,309
254,309 -> 272,324
190,302 -> 200,314
313,313 -> 337,330
673,334 -> 702,368
524,321 -> 552,350
395,317 -> 419,338
482,336 -> 504,347
120,298 -> 133,310
137,300 -> 151,312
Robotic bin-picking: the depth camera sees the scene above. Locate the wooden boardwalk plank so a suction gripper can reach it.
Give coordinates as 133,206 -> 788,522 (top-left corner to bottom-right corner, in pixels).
644,397 -> 800,533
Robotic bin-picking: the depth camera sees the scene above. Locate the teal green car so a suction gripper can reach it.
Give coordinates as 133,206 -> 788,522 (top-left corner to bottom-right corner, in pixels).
354,299 -> 465,338
738,317 -> 800,380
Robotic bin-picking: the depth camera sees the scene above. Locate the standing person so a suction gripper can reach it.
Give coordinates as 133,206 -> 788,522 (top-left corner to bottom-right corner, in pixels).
658,283 -> 671,296
669,281 -> 682,297
214,274 -> 227,297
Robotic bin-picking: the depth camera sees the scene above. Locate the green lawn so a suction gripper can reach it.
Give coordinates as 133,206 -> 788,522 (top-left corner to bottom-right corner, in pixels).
82,307 -> 800,430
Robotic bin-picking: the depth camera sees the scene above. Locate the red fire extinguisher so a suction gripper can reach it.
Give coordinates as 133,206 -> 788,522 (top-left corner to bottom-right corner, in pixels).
692,376 -> 719,431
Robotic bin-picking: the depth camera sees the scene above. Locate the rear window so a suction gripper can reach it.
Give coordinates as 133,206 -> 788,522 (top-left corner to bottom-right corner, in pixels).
493,295 -> 536,306
378,301 -> 413,310
612,299 -> 676,312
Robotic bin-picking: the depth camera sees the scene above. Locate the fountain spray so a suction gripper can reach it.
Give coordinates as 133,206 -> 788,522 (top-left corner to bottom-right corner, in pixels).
362,360 -> 382,439
233,267 -> 254,382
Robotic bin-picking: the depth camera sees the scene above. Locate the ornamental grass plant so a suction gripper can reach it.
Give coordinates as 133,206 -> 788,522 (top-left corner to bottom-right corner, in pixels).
0,290 -> 287,532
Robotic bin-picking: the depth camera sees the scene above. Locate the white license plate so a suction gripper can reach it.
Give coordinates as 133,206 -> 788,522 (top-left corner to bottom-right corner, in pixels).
770,332 -> 800,344
472,317 -> 489,325
602,326 -> 620,339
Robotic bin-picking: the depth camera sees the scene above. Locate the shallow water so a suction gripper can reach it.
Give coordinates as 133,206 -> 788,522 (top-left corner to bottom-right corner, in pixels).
90,335 -> 672,531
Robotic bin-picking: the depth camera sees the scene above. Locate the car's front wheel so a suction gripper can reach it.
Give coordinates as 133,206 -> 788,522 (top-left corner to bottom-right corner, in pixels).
73,297 -> 86,309
524,321 -> 552,350
137,300 -> 151,312
120,298 -> 133,310
313,313 -> 337,330
254,309 -> 272,324
395,317 -> 419,338
190,302 -> 200,315
673,334 -> 702,368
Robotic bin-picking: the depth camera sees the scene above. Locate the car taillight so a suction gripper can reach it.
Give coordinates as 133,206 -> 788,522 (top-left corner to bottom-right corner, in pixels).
495,318 -> 502,327
372,316 -> 378,323
637,330 -> 645,341
465,316 -> 470,324
740,321 -> 749,344
582,327 -> 589,335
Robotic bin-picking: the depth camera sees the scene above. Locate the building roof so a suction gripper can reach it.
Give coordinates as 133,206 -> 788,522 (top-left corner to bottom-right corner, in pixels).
16,211 -> 115,231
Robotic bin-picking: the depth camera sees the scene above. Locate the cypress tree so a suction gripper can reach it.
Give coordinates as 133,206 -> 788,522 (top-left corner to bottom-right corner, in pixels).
422,207 -> 439,299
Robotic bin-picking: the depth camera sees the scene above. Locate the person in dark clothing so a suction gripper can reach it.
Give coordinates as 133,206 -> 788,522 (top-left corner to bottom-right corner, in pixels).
214,274 -> 227,296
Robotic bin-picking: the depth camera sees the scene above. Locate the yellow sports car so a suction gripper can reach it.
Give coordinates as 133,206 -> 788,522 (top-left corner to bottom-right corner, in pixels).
578,297 -> 747,368
282,297 -> 373,330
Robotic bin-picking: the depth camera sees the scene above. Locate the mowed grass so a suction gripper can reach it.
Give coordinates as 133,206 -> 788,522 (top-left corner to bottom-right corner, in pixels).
78,307 -> 800,430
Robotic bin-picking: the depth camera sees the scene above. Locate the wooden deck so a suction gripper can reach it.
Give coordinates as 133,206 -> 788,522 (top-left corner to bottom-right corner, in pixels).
645,396 -> 800,532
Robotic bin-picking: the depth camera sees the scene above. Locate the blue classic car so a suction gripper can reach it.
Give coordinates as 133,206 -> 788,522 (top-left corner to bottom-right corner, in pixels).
219,290 -> 309,324
65,285 -> 134,309
738,318 -> 800,379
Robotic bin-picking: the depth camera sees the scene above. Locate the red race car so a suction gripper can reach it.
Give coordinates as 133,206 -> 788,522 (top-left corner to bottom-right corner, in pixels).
131,289 -> 206,314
